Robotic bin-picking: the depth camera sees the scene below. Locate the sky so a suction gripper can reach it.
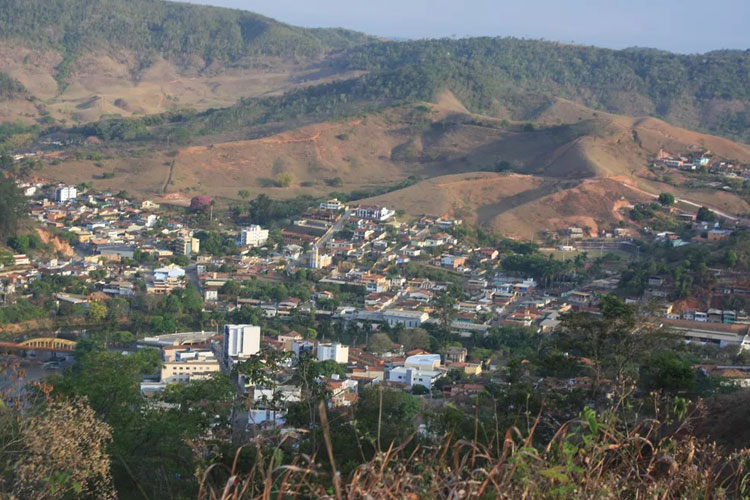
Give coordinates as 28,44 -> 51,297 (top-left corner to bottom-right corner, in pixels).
184,0 -> 750,54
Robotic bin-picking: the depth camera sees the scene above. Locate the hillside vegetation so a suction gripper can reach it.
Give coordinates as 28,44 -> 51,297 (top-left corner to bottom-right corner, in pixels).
0,0 -> 372,70
0,72 -> 25,100
0,0 -> 747,144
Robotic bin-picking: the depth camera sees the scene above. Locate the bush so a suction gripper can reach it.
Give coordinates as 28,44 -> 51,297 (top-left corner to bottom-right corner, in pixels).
274,172 -> 294,188
658,192 -> 675,206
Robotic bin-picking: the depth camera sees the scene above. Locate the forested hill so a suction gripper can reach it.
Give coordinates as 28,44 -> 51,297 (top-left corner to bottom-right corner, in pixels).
331,38 -> 750,142
0,0 -> 373,64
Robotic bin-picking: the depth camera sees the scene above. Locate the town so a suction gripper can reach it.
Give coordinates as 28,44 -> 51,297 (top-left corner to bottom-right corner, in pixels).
3,174 -> 750,434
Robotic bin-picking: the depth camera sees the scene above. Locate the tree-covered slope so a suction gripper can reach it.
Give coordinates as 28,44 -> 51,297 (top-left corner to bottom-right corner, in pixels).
0,0 -> 372,64
332,38 -> 750,142
0,72 -> 25,100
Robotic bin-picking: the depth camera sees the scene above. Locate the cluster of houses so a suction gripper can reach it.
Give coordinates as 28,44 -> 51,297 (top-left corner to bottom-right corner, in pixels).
655,149 -> 750,181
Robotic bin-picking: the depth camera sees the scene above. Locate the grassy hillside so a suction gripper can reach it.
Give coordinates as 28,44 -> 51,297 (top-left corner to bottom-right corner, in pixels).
332,38 -> 750,142
39,97 -> 750,237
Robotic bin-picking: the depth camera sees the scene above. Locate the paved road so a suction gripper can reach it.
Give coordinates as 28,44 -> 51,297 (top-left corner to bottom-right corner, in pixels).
316,209 -> 352,247
619,181 -> 739,221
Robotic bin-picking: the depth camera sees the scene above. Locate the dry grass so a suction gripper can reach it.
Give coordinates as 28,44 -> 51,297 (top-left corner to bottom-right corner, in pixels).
198,401 -> 750,500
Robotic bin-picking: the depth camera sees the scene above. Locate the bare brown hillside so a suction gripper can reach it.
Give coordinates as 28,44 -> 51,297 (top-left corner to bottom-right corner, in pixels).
38,99 -> 750,238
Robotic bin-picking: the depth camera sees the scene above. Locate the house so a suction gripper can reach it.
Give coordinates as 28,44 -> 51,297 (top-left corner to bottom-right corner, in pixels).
648,276 -> 666,287
476,248 -> 499,262
204,287 -> 219,302
278,331 -> 304,351
361,274 -> 388,293
448,362 -> 482,376
278,298 -> 301,310
325,376 -> 358,407
441,254 -> 467,269
444,346 -> 467,364
568,227 -> 584,240
406,289 -> 434,303
568,291 -> 593,307
319,199 -> 344,211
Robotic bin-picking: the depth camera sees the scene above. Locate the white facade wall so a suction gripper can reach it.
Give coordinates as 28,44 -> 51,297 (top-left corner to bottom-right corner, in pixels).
224,324 -> 261,359
55,186 -> 77,202
240,225 -> 269,247
317,343 -> 349,364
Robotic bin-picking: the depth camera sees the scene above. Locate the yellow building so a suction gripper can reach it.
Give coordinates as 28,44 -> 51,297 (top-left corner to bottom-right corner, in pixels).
161,359 -> 220,383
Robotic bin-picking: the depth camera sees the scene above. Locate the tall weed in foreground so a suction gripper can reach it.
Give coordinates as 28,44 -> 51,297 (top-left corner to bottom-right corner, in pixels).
199,399 -> 750,499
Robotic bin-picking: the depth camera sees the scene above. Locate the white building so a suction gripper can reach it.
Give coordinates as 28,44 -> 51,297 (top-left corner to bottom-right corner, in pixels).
224,324 -> 261,360
240,225 -> 269,247
317,343 -> 349,364
308,245 -> 333,269
388,354 -> 443,390
355,204 -> 394,221
382,309 -> 429,328
319,199 -> 344,211
54,186 -> 77,203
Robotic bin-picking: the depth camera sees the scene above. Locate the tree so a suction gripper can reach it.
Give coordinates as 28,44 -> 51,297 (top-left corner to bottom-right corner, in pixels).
367,332 -> 393,354
398,328 -> 430,352
355,387 -> 419,451
274,172 -> 294,188
556,295 -> 666,396
639,351 -> 695,393
725,249 -> 738,267
238,189 -> 250,199
412,384 -> 430,395
697,206 -> 716,222
11,398 -> 116,500
88,301 -> 108,322
0,176 -> 28,239
433,293 -> 457,330
658,192 -> 675,206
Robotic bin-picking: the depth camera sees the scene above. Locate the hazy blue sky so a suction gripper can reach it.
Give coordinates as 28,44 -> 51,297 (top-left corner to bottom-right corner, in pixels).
184,0 -> 749,53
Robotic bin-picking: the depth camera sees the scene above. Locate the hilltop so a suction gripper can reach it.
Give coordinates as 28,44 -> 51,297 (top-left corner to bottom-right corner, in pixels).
0,0 -> 373,123
0,0 -> 747,144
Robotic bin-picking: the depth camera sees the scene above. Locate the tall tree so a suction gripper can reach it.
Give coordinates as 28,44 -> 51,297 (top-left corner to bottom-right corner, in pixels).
0,175 -> 27,239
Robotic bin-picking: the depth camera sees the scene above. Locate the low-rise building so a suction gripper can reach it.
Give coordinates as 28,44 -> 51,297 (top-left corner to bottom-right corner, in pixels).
382,309 -> 429,328
388,354 -> 443,390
